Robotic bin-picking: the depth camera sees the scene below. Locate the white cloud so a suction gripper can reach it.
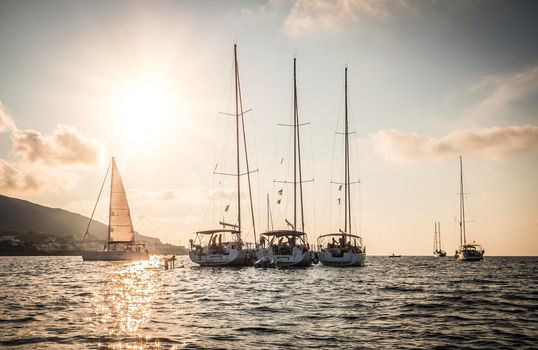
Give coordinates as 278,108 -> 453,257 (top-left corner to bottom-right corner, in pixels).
465,65 -> 538,119
0,159 -> 43,193
372,125 -> 538,163
11,125 -> 104,165
283,0 -> 411,38
0,101 -> 16,132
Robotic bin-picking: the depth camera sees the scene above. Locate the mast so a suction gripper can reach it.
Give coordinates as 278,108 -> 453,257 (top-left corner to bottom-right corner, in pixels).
107,157 -> 115,250
267,194 -> 270,231
293,58 -> 297,230
459,156 -> 466,246
295,59 -> 305,232
234,44 -> 256,243
438,221 -> 442,251
434,222 -> 437,252
344,66 -> 351,239
234,44 -> 242,239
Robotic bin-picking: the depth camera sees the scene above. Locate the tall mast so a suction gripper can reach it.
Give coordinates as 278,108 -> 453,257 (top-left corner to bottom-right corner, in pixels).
107,157 -> 114,250
437,222 -> 443,250
434,222 -> 437,251
267,194 -> 270,231
234,44 -> 241,238
344,66 -> 351,237
293,58 -> 297,230
459,156 -> 467,246
295,59 -> 305,232
235,44 -> 256,243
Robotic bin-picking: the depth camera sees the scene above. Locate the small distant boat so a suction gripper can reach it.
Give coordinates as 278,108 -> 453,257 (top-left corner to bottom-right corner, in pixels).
433,221 -> 447,257
317,67 -> 365,268
389,253 -> 401,258
81,157 -> 149,261
455,156 -> 484,261
188,44 -> 255,267
255,57 -> 312,268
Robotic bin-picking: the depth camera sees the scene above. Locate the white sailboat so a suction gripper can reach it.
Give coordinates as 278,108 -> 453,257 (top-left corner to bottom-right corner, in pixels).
189,44 -> 256,267
433,221 -> 446,257
455,156 -> 484,261
81,157 -> 149,261
317,66 -> 365,267
255,58 -> 312,268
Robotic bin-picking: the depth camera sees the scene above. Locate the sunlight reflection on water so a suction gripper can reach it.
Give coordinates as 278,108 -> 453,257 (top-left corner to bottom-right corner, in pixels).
93,257 -> 163,349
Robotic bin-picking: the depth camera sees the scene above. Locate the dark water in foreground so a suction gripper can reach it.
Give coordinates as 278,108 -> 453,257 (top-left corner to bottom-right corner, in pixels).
0,256 -> 537,349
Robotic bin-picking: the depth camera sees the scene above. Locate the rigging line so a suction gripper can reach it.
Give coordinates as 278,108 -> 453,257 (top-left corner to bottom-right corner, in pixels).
80,159 -> 112,250
236,45 -> 257,243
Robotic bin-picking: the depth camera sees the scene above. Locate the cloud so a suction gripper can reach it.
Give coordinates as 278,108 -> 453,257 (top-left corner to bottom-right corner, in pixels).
283,0 -> 411,38
465,65 -> 538,119
372,125 -> 538,163
11,125 -> 104,165
0,101 -> 16,132
0,159 -> 44,193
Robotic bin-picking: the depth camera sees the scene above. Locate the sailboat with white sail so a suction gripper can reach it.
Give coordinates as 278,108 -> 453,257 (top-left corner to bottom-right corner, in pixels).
255,58 -> 312,268
455,156 -> 484,261
433,221 -> 446,257
81,157 -> 149,261
188,44 -> 257,267
317,66 -> 365,267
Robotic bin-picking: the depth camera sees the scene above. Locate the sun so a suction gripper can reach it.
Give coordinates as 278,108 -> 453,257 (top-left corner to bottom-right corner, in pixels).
113,75 -> 178,149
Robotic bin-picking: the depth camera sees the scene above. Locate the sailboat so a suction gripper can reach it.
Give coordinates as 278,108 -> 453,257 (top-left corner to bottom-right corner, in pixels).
455,156 -> 484,261
81,157 -> 149,261
255,58 -> 312,268
433,221 -> 446,257
318,66 -> 365,267
188,44 -> 256,267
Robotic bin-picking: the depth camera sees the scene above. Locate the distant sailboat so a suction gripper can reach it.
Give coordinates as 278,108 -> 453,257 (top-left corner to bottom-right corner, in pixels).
318,66 -> 365,267
255,58 -> 312,268
433,221 -> 446,257
81,157 -> 149,261
455,156 -> 484,261
188,44 -> 256,266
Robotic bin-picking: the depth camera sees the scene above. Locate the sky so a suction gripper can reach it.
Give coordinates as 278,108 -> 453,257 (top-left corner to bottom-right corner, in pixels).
0,0 -> 537,255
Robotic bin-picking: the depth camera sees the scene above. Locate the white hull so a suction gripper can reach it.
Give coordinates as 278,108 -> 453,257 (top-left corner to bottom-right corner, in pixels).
318,250 -> 365,267
256,247 -> 312,268
189,248 -> 250,266
434,251 -> 447,257
82,250 -> 149,261
457,250 -> 483,261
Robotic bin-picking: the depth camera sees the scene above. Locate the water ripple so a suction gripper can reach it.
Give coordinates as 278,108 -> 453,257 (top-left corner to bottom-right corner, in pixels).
0,256 -> 537,348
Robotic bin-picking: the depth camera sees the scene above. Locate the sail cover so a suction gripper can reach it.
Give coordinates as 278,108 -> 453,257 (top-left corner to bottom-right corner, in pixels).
108,158 -> 135,243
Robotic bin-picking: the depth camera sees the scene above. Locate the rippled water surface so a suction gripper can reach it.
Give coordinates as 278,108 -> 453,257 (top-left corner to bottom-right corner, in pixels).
0,256 -> 537,349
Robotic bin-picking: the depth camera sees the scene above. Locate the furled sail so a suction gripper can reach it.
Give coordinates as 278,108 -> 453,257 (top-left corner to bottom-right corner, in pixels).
108,158 -> 135,244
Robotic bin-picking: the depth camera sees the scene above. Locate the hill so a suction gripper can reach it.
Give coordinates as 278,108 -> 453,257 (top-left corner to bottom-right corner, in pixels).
0,194 -> 184,255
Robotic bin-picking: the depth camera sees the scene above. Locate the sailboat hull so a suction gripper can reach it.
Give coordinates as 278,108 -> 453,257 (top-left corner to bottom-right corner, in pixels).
457,251 -> 483,261
318,251 -> 365,267
434,251 -> 447,257
256,248 -> 312,268
189,249 -> 250,266
81,250 -> 149,261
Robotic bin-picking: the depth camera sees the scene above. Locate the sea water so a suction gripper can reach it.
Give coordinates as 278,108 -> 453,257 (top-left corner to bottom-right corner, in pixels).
0,256 -> 536,348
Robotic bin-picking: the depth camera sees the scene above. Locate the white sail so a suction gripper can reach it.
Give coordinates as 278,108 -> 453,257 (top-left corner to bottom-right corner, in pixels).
108,158 -> 135,244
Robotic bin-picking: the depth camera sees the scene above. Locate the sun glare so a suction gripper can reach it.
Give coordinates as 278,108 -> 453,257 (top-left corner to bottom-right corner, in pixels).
113,75 -> 179,149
